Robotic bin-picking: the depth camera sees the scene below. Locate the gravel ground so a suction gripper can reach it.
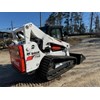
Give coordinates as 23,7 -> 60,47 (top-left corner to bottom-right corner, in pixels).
0,37 -> 100,87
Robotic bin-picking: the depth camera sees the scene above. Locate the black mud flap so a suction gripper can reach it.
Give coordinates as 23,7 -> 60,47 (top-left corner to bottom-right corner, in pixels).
70,53 -> 86,64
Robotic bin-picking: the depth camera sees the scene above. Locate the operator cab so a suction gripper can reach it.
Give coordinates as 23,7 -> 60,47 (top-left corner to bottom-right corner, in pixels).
40,25 -> 63,40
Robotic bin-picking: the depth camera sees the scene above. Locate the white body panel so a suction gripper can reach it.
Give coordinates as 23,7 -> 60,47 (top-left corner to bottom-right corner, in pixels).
11,23 -> 71,73
23,42 -> 45,73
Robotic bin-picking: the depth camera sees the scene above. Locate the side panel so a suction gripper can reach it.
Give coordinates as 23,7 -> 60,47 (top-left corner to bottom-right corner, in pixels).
23,42 -> 45,73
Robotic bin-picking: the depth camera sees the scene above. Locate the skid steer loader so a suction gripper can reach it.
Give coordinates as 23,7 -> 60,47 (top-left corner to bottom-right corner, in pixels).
9,23 -> 85,80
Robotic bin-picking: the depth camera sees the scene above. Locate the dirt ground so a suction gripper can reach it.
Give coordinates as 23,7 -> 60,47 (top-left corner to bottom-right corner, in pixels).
0,37 -> 100,87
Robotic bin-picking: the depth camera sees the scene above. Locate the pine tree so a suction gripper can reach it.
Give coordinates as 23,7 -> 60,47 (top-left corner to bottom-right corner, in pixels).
55,12 -> 63,25
46,12 -> 63,25
95,15 -> 99,32
46,12 -> 56,25
63,12 -> 70,33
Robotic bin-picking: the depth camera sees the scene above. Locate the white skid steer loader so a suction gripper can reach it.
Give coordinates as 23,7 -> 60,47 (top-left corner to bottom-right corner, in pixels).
9,23 -> 85,80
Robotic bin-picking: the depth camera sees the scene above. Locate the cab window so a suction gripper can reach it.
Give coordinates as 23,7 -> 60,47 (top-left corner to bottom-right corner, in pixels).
50,29 -> 62,40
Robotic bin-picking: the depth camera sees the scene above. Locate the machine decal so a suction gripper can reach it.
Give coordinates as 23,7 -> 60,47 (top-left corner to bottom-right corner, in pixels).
26,56 -> 34,61
32,51 -> 40,57
26,51 -> 40,61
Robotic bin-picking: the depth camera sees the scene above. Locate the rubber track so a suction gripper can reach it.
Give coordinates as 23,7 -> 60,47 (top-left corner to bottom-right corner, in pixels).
36,56 -> 76,81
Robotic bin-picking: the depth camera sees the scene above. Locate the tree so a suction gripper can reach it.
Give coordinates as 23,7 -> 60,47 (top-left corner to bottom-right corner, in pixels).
63,12 -> 70,33
55,12 -> 63,25
64,12 -> 85,34
46,12 -> 63,25
95,15 -> 99,32
46,12 -> 56,25
46,12 -> 86,34
89,12 -> 94,33
79,23 -> 86,33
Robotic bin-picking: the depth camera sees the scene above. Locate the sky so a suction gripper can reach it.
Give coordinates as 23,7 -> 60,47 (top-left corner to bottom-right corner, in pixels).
0,12 -> 51,31
0,12 -> 92,31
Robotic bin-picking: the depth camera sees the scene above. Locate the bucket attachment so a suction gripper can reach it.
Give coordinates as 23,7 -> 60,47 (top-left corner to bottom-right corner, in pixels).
70,53 -> 86,64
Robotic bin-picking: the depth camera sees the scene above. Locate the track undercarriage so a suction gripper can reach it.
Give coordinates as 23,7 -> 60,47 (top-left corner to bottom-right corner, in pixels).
37,53 -> 85,81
